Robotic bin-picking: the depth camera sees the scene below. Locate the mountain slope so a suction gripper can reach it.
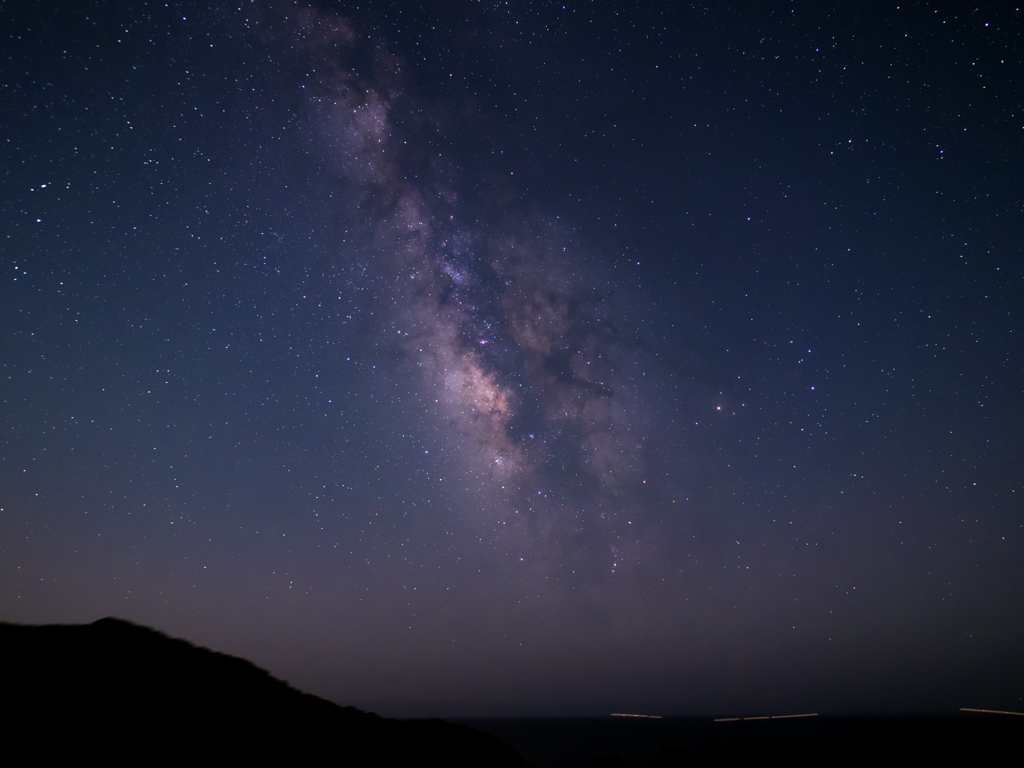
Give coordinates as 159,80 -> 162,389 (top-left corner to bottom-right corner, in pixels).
1,617 -> 528,765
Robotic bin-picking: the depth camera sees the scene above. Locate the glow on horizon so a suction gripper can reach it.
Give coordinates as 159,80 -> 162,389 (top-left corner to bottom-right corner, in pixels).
610,713 -> 664,719
714,713 -> 819,722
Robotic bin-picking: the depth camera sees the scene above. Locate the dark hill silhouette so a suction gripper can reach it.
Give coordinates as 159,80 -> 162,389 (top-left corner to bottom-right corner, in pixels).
1,617 -> 529,766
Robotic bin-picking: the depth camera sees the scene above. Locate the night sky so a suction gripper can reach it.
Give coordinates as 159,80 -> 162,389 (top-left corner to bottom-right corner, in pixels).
3,0 -> 1022,718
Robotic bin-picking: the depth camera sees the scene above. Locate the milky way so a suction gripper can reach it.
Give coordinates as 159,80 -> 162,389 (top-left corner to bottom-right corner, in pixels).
264,3 -> 665,578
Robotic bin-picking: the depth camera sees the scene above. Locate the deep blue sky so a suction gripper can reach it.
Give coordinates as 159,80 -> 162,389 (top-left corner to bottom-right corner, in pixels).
2,0 -> 1021,717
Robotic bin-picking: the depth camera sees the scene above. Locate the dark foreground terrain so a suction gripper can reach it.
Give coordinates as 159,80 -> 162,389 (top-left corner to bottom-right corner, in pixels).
1,617 -> 527,765
458,711 -> 1024,768
5,618 -> 1020,767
